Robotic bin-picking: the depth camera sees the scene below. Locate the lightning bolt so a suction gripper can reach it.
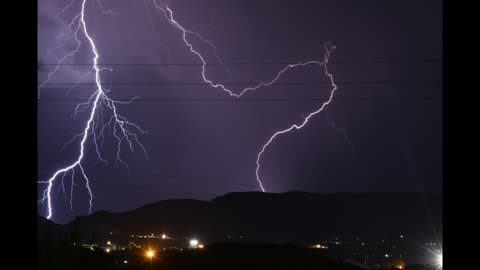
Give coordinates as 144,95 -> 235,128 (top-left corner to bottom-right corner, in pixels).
39,0 -> 348,220
95,0 -> 120,15
326,109 -> 354,152
151,2 -> 342,192
38,0 -> 147,219
255,43 -> 337,192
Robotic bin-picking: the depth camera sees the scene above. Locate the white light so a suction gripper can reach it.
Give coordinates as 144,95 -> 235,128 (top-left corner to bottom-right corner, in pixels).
190,239 -> 199,248
162,234 -> 167,239
437,254 -> 442,268
124,260 -> 128,264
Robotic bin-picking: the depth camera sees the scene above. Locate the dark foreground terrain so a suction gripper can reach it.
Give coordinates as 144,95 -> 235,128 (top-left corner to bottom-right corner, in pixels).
39,192 -> 442,269
39,241 -> 365,270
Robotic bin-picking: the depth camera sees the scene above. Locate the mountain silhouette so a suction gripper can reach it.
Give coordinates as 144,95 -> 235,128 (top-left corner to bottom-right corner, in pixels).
39,192 -> 442,244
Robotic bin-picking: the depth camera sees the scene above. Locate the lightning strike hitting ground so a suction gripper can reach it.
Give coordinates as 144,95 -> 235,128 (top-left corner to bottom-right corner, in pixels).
255,43 -> 337,192
38,0 -> 147,219
39,0 -> 348,220
152,2 -> 342,192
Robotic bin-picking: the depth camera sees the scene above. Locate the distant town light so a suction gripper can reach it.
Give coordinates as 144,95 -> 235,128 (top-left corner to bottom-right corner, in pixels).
106,248 -> 110,253
162,234 -> 167,240
198,244 -> 204,249
190,239 -> 199,248
146,249 -> 155,258
385,254 -> 389,258
124,260 -> 128,264
107,241 -> 111,246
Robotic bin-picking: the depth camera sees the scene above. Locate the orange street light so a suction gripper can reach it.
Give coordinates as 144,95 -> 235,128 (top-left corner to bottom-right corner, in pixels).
145,249 -> 155,270
146,249 -> 155,258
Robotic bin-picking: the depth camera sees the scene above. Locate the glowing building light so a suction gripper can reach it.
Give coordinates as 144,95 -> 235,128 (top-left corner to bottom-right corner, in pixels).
189,239 -> 199,248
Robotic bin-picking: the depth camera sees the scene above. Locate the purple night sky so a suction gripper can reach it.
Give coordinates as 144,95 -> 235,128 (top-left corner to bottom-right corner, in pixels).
38,0 -> 442,223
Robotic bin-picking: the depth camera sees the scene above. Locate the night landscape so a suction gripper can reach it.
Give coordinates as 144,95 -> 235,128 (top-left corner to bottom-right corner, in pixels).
38,0 -> 443,269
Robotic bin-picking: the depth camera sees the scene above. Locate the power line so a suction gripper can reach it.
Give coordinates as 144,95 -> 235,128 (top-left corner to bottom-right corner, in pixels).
37,58 -> 441,66
37,97 -> 439,102
39,159 -> 272,193
40,80 -> 441,86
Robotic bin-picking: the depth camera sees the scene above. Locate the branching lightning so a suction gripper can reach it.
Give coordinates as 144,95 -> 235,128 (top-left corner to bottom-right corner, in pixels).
39,0 -> 350,220
38,0 -> 147,219
254,44 -> 336,192
151,2 -> 343,192
326,109 -> 354,152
